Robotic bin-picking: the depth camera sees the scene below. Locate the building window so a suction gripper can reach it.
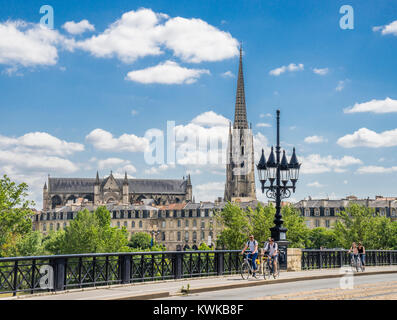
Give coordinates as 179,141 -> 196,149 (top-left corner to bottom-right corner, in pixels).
43,224 -> 47,231
162,232 -> 166,241
314,209 -> 320,217
139,221 -> 142,228
325,220 -> 330,228
185,231 -> 189,241
305,209 -> 310,217
193,220 -> 197,227
162,221 -> 166,228
325,208 -> 330,216
124,221 -> 128,228
50,223 -> 53,231
56,223 -> 60,230
177,232 -> 181,241
177,220 -> 181,227
117,221 -> 120,228
193,231 -> 197,241
315,220 -> 320,228
185,220 -> 189,227
131,221 -> 135,228
201,221 -> 205,229
201,231 -> 205,240
392,209 -> 396,217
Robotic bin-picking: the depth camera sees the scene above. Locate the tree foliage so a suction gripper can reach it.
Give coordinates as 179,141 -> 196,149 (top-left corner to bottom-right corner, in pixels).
45,207 -> 130,254
0,175 -> 36,257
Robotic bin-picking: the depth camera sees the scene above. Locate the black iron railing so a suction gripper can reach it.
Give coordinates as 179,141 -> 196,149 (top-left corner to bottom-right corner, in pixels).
301,249 -> 397,270
0,250 -> 242,296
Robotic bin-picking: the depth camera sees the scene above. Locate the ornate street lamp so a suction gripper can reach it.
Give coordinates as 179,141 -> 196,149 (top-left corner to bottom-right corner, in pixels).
256,110 -> 301,268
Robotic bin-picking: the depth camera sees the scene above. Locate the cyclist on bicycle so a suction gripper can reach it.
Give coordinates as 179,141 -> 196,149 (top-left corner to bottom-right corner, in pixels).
264,237 -> 278,275
348,242 -> 359,266
241,235 -> 258,277
358,242 -> 366,270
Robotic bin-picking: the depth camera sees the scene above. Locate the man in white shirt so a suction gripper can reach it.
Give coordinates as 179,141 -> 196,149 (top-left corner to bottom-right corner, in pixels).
241,235 -> 259,277
264,237 -> 278,274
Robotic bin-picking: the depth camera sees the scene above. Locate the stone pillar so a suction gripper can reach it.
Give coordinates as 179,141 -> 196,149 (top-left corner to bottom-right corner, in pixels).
287,248 -> 302,271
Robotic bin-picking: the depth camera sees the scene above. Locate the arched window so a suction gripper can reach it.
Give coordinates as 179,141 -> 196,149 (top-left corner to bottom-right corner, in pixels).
51,195 -> 62,209
139,221 -> 143,228
185,231 -> 189,241
131,221 -> 135,228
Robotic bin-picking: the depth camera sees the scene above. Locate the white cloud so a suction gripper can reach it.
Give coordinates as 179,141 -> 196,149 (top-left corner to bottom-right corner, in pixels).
343,97 -> 397,114
131,109 -> 139,116
0,132 -> 84,156
304,135 -> 327,144
373,20 -> 397,36
62,20 -> 95,35
356,165 -> 397,174
307,181 -> 324,188
75,8 -> 238,64
259,113 -> 272,118
0,131 -> 83,208
97,158 -> 131,170
256,123 -> 271,128
194,182 -> 224,202
313,67 -> 329,75
191,111 -> 229,127
269,63 -> 304,76
86,128 -> 149,152
337,128 -> 397,148
144,163 -> 174,175
221,71 -> 234,78
125,60 -> 210,84
160,16 -> 238,63
0,150 -> 79,173
300,154 -> 362,174
0,20 -> 72,68
336,79 -> 349,92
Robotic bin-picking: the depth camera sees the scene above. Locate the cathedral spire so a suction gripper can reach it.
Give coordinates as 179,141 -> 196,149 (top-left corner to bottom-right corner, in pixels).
234,44 -> 248,129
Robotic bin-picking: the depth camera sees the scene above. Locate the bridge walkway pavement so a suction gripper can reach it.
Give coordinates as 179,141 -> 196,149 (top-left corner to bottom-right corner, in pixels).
2,266 -> 396,300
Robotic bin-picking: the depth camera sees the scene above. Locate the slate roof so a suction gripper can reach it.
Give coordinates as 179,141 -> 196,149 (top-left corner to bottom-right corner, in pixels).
48,177 -> 187,194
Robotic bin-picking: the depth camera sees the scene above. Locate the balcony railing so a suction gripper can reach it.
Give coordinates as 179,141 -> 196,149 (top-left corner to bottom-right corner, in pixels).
0,250 -> 242,296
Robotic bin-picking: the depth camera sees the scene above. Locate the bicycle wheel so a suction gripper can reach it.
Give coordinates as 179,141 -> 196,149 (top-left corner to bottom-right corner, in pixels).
263,261 -> 270,280
241,262 -> 251,280
356,257 -> 362,272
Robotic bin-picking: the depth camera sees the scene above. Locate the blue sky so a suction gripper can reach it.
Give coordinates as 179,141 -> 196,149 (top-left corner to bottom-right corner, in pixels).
1,0 -> 397,208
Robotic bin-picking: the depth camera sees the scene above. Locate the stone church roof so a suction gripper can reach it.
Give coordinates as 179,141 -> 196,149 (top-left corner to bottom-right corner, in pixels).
48,177 -> 187,194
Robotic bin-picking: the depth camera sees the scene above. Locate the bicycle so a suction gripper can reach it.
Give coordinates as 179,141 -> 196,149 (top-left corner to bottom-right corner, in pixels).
350,253 -> 364,272
263,255 -> 280,279
240,252 -> 259,280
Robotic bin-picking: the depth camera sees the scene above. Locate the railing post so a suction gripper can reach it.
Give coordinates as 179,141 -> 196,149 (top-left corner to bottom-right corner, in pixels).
52,257 -> 66,291
216,251 -> 224,276
120,254 -> 131,284
374,251 -> 378,266
173,252 -> 183,279
318,251 -> 322,269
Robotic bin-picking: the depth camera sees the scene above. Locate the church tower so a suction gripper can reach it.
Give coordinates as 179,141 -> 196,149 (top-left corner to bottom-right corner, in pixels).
224,46 -> 256,201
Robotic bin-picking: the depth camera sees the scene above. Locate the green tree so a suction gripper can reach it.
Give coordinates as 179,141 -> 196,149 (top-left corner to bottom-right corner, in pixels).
0,175 -> 35,257
308,227 -> 340,249
247,203 -> 274,246
281,205 -> 310,248
45,207 -> 129,254
334,204 -> 397,249
128,232 -> 152,250
215,202 -> 251,249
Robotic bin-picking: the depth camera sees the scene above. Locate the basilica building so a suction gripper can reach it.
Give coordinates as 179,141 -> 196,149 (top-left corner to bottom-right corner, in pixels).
43,171 -> 193,210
